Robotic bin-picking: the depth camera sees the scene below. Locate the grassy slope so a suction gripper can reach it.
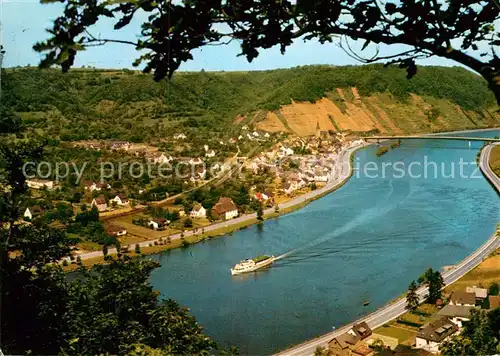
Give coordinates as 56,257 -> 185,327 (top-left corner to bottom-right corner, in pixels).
489,145 -> 500,177
3,65 -> 499,142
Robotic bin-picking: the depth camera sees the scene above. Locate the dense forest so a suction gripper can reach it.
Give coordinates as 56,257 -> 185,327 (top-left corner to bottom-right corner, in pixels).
3,65 -> 497,142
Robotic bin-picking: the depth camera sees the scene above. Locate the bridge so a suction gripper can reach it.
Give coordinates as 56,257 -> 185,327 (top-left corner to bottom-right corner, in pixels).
365,135 -> 500,143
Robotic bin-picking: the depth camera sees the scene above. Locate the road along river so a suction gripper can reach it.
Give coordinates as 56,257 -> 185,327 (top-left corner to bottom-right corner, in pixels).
149,130 -> 500,355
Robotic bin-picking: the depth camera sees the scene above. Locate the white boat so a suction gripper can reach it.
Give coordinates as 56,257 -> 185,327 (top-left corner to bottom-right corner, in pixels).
230,255 -> 275,275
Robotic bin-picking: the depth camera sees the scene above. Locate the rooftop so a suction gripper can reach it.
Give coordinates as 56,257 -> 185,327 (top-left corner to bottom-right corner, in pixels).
416,317 -> 458,343
437,305 -> 476,319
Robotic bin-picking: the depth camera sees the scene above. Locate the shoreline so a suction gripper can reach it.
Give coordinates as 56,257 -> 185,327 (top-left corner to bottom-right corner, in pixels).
274,132 -> 500,356
68,142 -> 369,267
69,126 -> 500,268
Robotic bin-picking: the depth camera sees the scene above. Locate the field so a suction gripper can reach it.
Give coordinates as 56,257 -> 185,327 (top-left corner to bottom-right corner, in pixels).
445,248 -> 500,294
374,325 -> 417,345
489,145 -> 500,177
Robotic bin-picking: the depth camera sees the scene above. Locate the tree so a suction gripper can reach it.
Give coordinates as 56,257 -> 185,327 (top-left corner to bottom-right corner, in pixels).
440,308 -> 500,356
419,268 -> 444,304
489,282 -> 499,296
184,217 -> 193,228
313,346 -> 327,356
34,1 -> 500,104
406,280 -> 420,311
257,203 -> 264,221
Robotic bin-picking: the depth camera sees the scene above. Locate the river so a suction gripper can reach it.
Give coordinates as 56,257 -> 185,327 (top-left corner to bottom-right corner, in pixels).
149,129 -> 500,354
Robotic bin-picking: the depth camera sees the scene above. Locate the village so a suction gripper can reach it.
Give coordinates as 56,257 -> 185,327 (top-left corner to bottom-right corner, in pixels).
324,282 -> 500,356
21,126 -> 366,254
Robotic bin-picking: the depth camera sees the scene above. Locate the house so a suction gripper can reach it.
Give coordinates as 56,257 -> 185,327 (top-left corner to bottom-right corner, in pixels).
26,179 -> 55,190
112,194 -> 129,206
488,295 -> 500,309
252,131 -> 260,137
264,132 -> 270,138
91,195 -> 108,212
229,137 -> 237,144
351,342 -> 374,356
174,133 -> 187,140
392,345 -> 434,355
196,166 -> 207,179
106,224 -> 127,237
415,317 -> 458,353
328,332 -> 360,356
465,286 -> 488,302
110,141 -> 131,151
148,218 -> 168,230
449,291 -> 476,306
212,197 -> 239,220
23,206 -> 44,220
282,181 -> 297,195
190,203 -> 207,218
189,157 -> 203,165
254,192 -> 270,202
149,152 -> 173,164
205,149 -> 216,158
348,322 -> 373,340
437,305 -> 476,328
83,181 -> 110,191
178,209 -> 186,217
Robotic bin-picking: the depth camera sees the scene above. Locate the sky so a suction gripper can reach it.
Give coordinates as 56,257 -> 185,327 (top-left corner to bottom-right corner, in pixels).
0,0 -> 464,72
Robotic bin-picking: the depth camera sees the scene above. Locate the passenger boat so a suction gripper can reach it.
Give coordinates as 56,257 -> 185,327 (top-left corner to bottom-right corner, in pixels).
230,255 -> 275,275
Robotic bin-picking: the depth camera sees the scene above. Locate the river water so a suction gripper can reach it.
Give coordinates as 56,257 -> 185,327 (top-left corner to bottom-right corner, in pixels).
149,130 -> 499,354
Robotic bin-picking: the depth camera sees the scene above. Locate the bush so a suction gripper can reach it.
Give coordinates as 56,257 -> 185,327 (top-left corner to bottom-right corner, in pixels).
184,218 -> 193,228
135,244 -> 141,254
396,318 -> 423,328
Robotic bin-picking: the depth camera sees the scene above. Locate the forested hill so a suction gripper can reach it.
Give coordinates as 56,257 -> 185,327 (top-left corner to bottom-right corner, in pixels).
3,65 -> 499,141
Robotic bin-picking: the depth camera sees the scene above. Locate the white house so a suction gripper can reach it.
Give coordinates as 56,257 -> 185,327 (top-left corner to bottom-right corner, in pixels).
278,146 -> 294,157
174,133 -> 187,140
83,181 -> 110,192
252,131 -> 260,137
23,206 -> 44,220
147,218 -> 168,230
264,132 -> 270,138
91,195 -> 108,212
27,179 -> 55,190
415,317 -> 458,353
106,224 -> 127,237
189,157 -> 203,165
111,194 -> 129,206
190,204 -> 207,218
282,181 -> 298,195
205,149 -> 216,158
149,152 -> 173,164
449,291 -> 476,307
213,197 -> 239,220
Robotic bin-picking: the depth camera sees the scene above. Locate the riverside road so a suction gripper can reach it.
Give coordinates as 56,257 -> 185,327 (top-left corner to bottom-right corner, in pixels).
276,142 -> 500,356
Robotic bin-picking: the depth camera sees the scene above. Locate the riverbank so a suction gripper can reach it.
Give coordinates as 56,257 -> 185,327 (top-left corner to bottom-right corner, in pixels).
479,142 -> 500,193
65,142 -> 369,269
275,133 -> 500,356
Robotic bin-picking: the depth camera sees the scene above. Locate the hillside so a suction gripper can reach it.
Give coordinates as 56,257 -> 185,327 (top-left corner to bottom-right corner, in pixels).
3,64 -> 499,141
